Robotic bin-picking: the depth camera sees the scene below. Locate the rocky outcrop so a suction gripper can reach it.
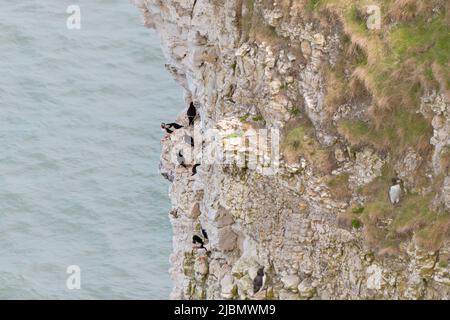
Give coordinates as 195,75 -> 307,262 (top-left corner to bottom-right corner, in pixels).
134,0 -> 450,299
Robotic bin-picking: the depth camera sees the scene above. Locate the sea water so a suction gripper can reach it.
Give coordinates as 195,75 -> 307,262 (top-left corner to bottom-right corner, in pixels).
0,0 -> 181,299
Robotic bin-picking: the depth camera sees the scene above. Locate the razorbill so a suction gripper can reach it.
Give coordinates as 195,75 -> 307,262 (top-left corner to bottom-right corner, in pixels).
192,164 -> 200,176
187,102 -> 197,126
161,122 -> 183,134
177,151 -> 186,168
253,267 -> 264,294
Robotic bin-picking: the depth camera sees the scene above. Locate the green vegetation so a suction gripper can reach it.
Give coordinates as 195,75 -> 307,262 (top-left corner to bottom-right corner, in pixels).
234,0 -> 449,252
225,132 -> 243,139
415,214 -> 450,251
314,0 -> 448,252
239,114 -> 249,122
338,110 -> 431,153
252,114 -> 265,122
306,0 -> 321,12
352,207 -> 365,214
317,0 -> 448,155
390,15 -> 449,66
390,194 -> 433,234
231,61 -> 237,74
283,123 -> 334,174
351,218 -> 363,229
289,106 -> 301,117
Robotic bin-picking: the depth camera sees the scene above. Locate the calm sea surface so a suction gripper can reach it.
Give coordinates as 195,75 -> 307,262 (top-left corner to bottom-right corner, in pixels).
0,0 -> 181,299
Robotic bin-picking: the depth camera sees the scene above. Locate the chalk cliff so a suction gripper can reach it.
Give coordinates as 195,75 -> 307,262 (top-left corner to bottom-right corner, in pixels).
134,0 -> 450,299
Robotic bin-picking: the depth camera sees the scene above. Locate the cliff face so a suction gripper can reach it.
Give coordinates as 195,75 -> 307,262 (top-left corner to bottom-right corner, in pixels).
134,0 -> 450,299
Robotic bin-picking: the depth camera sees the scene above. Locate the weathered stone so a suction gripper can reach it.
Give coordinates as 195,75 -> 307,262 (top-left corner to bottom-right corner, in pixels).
136,0 -> 450,300
281,274 -> 300,292
366,265 -> 383,290
298,279 -> 316,298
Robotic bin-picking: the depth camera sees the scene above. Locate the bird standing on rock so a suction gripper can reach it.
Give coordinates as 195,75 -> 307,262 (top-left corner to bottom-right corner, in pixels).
201,228 -> 208,240
161,122 -> 183,134
177,151 -> 186,168
187,102 -> 197,126
253,267 -> 265,294
184,134 -> 194,147
192,235 -> 205,249
192,164 -> 200,176
389,177 -> 402,205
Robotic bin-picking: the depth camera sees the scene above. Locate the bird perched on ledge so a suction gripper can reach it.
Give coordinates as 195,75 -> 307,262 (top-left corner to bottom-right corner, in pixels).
177,151 -> 186,168
161,122 -> 183,134
192,235 -> 205,249
253,267 -> 265,294
201,228 -> 208,240
192,164 -> 200,176
187,102 -> 197,126
184,134 -> 194,147
389,177 -> 402,205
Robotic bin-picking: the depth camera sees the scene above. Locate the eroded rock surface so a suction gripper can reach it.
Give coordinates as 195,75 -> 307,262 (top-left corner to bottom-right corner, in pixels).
134,0 -> 450,299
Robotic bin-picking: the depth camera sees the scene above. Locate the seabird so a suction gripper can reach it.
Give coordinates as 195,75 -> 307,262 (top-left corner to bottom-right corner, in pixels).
192,235 -> 205,249
184,135 -> 194,147
389,177 -> 401,205
161,122 -> 183,134
187,102 -> 197,126
192,164 -> 200,176
201,228 -> 208,240
253,267 -> 264,294
177,151 -> 186,168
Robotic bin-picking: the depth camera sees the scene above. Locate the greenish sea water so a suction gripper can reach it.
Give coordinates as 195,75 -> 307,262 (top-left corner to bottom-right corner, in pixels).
0,0 -> 182,299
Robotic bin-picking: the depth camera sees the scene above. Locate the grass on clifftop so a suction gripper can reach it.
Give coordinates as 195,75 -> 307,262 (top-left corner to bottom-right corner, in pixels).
234,0 -> 449,252
309,0 -> 449,251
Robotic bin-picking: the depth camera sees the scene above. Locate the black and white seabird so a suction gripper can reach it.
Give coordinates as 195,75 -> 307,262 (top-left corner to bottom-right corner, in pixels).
389,177 -> 401,205
187,102 -> 197,126
253,267 -> 264,294
192,235 -> 205,249
177,151 -> 186,168
161,122 -> 183,134
184,135 -> 194,147
201,228 -> 208,240
192,164 -> 200,176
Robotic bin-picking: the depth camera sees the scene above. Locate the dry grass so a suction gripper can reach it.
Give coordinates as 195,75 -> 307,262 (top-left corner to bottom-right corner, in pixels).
378,244 -> 401,257
363,225 -> 384,248
415,215 -> 450,251
250,0 -> 450,252
323,67 -> 348,116
386,0 -> 448,23
361,200 -> 393,225
327,173 -> 351,200
350,66 -> 376,98
432,62 -> 450,102
391,195 -> 433,235
337,211 -> 353,229
440,147 -> 450,175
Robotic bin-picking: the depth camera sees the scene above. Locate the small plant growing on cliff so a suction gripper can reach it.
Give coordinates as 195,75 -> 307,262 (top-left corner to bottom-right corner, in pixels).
351,218 -> 362,229
290,106 -> 300,117
306,0 -> 321,12
225,132 -> 242,139
239,114 -> 249,122
252,114 -> 264,122
231,61 -> 237,74
352,207 -> 365,214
